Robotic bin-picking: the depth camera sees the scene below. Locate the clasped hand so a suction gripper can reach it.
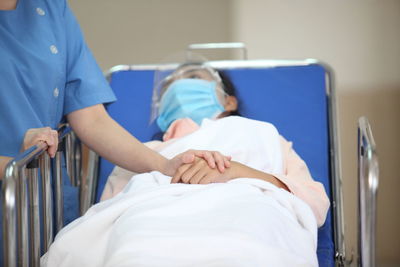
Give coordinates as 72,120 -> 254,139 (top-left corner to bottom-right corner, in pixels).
171,156 -> 234,184
22,127 -> 58,158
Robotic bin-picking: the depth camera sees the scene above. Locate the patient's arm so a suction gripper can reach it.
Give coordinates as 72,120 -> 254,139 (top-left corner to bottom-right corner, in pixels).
172,157 -> 289,192
274,136 -> 330,226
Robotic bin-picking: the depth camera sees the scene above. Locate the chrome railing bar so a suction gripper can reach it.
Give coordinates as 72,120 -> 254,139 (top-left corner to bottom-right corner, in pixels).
358,117 -> 378,267
186,42 -> 248,61
74,132 -> 82,188
17,168 -> 28,267
2,166 -> 17,267
65,132 -> 80,187
320,62 -> 349,265
2,142 -> 48,267
2,125 -> 77,267
65,133 -> 75,186
27,161 -> 40,267
53,125 -> 72,232
80,150 -> 99,215
53,148 -> 64,233
40,153 -> 53,252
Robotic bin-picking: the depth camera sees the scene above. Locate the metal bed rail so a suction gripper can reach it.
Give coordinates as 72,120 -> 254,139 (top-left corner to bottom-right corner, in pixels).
357,117 -> 379,267
2,125 -> 95,267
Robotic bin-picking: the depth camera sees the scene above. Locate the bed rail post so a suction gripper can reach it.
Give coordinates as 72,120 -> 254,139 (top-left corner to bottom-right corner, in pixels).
3,162 -> 19,267
40,153 -> 53,251
2,126 -> 75,266
65,131 -> 81,188
2,143 -> 48,267
80,150 -> 99,215
357,117 -> 379,267
321,62 -> 351,266
27,159 -> 40,267
53,141 -> 64,233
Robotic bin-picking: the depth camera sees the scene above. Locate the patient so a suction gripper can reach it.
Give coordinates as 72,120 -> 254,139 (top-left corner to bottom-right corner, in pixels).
42,63 -> 330,267
104,63 -> 328,222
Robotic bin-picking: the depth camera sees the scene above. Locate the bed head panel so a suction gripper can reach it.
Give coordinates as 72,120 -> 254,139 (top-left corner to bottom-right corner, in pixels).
99,62 -> 335,266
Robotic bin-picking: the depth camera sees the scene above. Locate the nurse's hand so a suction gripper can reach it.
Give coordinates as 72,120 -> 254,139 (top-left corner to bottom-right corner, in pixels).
22,127 -> 58,158
165,150 -> 231,177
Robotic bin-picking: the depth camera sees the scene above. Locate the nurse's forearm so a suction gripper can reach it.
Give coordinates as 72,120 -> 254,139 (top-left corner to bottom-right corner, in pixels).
67,104 -> 168,174
0,156 -> 13,180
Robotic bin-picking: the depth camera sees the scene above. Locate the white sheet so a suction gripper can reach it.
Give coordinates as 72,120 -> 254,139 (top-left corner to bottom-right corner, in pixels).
41,117 -> 318,267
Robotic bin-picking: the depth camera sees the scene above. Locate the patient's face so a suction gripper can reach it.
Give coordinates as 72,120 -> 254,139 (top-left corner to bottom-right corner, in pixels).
156,65 -> 238,129
161,66 -> 226,102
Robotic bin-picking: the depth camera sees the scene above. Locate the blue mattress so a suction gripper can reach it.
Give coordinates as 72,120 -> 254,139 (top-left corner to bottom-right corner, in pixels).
97,63 -> 335,266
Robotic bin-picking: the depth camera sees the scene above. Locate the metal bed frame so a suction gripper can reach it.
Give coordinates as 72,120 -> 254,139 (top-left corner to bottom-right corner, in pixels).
358,117 -> 379,267
1,45 -> 379,267
1,125 -> 96,267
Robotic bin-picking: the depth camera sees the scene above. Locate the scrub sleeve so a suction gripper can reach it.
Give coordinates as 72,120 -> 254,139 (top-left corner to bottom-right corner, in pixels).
62,0 -> 117,225
0,0 -> 116,264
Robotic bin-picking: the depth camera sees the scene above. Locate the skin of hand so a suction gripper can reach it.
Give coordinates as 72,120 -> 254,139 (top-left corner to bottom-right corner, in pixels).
0,0 -> 17,10
172,157 -> 289,192
0,127 -> 58,180
167,150 -> 231,176
0,156 -> 12,180
21,127 -> 59,158
67,104 -> 231,177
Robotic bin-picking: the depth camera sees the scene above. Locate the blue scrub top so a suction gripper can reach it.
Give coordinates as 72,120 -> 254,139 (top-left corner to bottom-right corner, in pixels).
0,0 -> 116,157
0,0 -> 116,263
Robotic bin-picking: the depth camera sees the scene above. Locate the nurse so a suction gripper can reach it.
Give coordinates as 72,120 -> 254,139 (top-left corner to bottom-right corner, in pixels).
0,0 -> 230,262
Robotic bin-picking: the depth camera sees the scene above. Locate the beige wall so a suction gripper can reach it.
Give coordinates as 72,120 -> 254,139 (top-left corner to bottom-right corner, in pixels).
338,89 -> 400,266
70,0 -> 400,265
231,0 -> 400,91
69,0 -> 232,70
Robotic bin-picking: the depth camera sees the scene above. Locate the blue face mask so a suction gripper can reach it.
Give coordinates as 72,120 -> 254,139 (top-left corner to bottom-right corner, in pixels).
157,79 -> 225,131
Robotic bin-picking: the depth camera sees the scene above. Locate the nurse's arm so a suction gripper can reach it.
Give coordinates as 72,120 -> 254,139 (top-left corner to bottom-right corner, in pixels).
66,104 -> 228,176
67,104 -> 170,175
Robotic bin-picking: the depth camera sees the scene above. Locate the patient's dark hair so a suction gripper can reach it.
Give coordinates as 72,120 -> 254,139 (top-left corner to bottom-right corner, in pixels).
217,70 -> 240,116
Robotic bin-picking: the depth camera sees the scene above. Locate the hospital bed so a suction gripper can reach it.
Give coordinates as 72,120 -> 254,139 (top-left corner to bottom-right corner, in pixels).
2,43 -> 379,267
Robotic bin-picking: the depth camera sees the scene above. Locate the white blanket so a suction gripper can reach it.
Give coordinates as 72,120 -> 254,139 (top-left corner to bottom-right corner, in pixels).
41,117 -> 318,267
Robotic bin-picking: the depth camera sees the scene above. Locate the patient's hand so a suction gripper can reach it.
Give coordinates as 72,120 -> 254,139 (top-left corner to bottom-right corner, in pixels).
171,157 -> 234,184
166,150 -> 231,178
171,157 -> 290,192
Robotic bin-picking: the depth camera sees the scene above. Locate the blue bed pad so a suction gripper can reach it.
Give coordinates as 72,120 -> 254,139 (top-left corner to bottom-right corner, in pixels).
98,63 -> 334,266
